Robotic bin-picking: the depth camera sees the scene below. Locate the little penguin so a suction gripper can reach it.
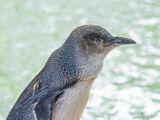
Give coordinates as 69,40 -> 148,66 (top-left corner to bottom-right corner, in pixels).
7,25 -> 136,120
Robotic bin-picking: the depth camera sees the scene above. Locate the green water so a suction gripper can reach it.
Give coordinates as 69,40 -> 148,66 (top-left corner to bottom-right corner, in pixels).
0,0 -> 160,119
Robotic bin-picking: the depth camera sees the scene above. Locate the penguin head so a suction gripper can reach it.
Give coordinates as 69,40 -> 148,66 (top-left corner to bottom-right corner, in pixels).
66,25 -> 136,57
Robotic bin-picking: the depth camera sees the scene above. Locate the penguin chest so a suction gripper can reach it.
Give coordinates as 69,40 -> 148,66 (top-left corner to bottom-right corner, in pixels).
52,80 -> 94,120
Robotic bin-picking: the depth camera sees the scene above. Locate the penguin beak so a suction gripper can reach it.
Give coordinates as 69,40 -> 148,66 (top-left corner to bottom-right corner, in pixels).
109,37 -> 136,45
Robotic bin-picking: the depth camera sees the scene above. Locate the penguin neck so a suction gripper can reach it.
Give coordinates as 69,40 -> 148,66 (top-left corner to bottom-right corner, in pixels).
60,42 -> 104,81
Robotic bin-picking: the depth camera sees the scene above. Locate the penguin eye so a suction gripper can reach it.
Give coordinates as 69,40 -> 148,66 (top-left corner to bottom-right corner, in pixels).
83,33 -> 104,46
91,38 -> 103,43
97,38 -> 103,42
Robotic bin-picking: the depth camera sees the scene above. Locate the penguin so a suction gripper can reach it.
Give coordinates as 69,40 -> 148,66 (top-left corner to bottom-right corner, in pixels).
7,25 -> 136,120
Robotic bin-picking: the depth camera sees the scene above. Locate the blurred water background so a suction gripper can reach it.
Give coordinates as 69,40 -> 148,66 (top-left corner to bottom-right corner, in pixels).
0,0 -> 160,120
